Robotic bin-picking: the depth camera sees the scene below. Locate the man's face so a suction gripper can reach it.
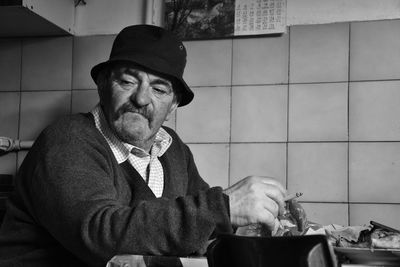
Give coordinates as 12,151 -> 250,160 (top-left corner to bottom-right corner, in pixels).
99,63 -> 178,151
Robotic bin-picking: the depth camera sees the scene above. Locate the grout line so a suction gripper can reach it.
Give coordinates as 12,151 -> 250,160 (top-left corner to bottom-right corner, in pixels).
20,89 -> 78,93
71,88 -> 97,92
347,142 -> 351,225
184,140 -> 400,145
347,23 -> 352,226
227,38 -> 234,186
300,201 -> 400,205
298,200 -> 400,206
348,78 -> 400,83
189,78 -> 400,89
286,26 -> 291,190
3,88 -> 96,93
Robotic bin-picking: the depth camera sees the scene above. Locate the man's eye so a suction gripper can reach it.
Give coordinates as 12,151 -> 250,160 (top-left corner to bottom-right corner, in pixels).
120,79 -> 134,85
152,87 -> 169,94
118,79 -> 140,89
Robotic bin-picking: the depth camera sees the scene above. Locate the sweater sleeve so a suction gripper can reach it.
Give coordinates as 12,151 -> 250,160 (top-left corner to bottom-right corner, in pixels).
20,117 -> 232,266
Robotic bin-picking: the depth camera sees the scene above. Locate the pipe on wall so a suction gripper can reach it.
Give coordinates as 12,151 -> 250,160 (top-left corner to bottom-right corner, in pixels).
0,137 -> 33,156
145,0 -> 165,27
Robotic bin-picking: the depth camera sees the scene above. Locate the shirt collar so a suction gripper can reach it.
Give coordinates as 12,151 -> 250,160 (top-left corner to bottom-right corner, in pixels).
90,104 -> 173,164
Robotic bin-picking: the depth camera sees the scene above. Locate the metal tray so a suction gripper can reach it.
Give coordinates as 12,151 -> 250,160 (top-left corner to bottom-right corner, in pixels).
334,247 -> 400,266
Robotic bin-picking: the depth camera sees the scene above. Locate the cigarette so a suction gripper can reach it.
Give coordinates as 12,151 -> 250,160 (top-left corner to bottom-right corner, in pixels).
284,192 -> 303,201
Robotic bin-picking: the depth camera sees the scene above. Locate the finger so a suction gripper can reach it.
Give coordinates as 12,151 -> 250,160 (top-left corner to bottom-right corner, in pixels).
259,177 -> 286,195
257,210 -> 276,230
261,197 -> 279,218
261,185 -> 286,215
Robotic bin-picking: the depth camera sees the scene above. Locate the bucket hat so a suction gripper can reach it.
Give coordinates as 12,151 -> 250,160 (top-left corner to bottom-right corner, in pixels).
91,24 -> 193,106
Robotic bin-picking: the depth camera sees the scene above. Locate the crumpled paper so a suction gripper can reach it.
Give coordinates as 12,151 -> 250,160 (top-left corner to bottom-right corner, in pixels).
304,223 -> 372,247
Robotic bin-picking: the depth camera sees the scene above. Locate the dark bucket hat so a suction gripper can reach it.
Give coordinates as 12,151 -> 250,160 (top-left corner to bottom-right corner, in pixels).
90,24 -> 193,107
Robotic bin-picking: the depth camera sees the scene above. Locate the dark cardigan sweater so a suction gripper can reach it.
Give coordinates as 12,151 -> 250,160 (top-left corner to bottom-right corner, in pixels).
0,113 -> 232,267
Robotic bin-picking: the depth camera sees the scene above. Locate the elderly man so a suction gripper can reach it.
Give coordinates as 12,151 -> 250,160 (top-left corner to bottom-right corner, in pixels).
0,25 -> 286,267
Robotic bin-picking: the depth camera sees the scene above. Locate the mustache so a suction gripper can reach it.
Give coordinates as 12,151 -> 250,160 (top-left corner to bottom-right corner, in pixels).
115,102 -> 151,120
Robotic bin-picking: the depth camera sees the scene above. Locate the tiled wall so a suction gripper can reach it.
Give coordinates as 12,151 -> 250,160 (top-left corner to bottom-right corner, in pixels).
1,20 -> 400,228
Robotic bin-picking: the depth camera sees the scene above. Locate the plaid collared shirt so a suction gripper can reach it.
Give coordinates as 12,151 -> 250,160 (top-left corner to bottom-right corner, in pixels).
90,105 -> 172,197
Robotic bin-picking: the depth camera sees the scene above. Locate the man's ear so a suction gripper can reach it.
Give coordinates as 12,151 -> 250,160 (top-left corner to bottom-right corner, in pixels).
165,101 -> 178,121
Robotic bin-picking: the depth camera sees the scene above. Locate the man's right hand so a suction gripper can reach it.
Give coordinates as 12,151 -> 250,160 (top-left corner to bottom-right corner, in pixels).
223,176 -> 286,230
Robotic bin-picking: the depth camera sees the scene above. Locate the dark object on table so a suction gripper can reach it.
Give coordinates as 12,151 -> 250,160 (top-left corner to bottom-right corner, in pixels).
207,234 -> 335,267
143,256 -> 182,267
370,220 -> 400,234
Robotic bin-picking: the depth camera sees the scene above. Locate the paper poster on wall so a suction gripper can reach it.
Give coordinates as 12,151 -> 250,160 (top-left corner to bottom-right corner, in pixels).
164,0 -> 286,40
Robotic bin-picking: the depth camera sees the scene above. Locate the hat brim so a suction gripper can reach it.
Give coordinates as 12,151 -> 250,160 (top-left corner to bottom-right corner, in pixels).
91,58 -> 193,107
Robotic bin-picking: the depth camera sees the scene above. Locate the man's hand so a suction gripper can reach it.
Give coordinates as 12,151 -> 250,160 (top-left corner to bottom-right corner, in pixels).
223,176 -> 286,230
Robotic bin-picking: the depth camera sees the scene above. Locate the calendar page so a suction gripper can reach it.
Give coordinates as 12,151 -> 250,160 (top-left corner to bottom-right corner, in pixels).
234,0 -> 286,35
165,0 -> 286,40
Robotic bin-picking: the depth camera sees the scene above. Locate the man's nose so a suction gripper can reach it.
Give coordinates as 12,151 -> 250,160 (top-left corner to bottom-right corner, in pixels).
131,82 -> 151,106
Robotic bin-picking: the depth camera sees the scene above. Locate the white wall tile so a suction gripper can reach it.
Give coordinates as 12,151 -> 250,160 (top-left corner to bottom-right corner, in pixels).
349,81 -> 400,141
188,144 -> 229,188
350,143 -> 400,203
177,87 -> 230,143
184,39 -> 232,87
71,90 -> 99,114
290,23 -> 349,83
232,35 -> 289,85
19,91 -> 71,140
230,143 -> 286,187
72,35 -> 116,90
301,203 -> 348,226
0,92 -> 20,138
231,85 -> 287,142
22,37 -> 72,91
350,20 -> 400,81
0,39 -> 21,92
289,83 -> 348,141
350,204 -> 400,229
288,143 -> 348,202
